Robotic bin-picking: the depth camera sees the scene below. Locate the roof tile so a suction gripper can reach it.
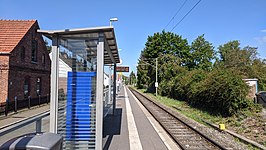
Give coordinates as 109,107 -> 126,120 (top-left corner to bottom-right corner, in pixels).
0,20 -> 36,53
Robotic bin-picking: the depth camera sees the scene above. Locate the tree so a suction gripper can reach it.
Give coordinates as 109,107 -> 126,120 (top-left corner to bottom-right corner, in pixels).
217,40 -> 256,67
217,40 -> 258,76
189,35 -> 215,71
129,71 -> 137,85
137,31 -> 190,91
216,40 -> 266,90
142,30 -> 190,65
249,59 -> 266,90
122,75 -> 129,85
158,54 -> 182,81
137,51 -> 150,88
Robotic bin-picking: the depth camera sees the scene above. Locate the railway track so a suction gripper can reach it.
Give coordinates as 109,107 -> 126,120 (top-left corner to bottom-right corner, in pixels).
128,87 -> 229,150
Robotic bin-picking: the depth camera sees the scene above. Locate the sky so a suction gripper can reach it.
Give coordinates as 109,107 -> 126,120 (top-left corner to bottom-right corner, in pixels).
1,0 -> 266,76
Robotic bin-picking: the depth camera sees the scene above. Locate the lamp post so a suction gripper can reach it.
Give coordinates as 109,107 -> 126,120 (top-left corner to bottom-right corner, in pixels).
110,18 -> 118,26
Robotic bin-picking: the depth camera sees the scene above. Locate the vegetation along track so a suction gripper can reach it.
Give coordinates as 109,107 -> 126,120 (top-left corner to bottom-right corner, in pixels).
128,87 -> 229,150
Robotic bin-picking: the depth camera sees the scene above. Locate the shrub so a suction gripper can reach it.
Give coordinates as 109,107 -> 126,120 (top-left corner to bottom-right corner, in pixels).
159,78 -> 175,97
158,65 -> 255,116
172,69 -> 207,101
158,65 -> 187,97
192,68 -> 250,116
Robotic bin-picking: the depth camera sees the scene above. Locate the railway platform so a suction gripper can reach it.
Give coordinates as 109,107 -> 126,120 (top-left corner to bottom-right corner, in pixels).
103,85 -> 179,150
0,86 -> 180,149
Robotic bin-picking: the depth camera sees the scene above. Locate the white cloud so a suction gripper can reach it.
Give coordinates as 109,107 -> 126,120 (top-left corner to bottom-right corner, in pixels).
261,29 -> 266,32
254,36 -> 266,44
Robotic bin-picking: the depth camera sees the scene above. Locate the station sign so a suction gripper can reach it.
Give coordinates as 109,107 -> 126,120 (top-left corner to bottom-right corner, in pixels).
116,66 -> 129,72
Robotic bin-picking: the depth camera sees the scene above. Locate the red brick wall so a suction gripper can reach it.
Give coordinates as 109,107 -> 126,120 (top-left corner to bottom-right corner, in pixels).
0,56 -> 9,103
8,70 -> 50,101
7,21 -> 51,102
9,22 -> 51,71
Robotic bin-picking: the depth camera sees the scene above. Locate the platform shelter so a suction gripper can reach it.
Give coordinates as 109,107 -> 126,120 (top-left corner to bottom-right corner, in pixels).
38,26 -> 120,149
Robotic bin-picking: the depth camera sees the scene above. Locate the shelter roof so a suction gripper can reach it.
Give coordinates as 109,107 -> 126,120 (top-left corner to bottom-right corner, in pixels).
38,26 -> 120,64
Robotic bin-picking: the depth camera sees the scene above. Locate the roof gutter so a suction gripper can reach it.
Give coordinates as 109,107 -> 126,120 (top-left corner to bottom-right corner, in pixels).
0,52 -> 11,55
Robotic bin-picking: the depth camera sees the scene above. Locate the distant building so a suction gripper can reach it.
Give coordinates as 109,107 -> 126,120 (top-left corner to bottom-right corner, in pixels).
0,20 -> 51,103
104,73 -> 109,88
49,52 -> 72,94
243,78 -> 258,99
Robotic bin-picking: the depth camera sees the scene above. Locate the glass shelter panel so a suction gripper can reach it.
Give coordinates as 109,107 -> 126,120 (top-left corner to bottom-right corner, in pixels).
57,38 -> 98,149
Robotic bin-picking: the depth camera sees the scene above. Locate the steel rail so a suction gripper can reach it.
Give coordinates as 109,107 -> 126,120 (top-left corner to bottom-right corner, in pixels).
129,87 -> 229,150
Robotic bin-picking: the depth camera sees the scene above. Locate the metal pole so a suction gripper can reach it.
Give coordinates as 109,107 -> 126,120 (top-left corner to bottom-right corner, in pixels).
155,58 -> 158,96
14,96 -> 17,112
38,95 -> 41,106
28,96 -> 31,109
36,119 -> 42,133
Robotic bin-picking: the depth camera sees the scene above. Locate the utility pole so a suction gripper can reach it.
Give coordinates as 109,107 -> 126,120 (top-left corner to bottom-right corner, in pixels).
155,58 -> 158,96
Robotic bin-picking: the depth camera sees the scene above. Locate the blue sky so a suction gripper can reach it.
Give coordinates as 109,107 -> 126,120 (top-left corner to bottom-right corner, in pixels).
1,0 -> 265,75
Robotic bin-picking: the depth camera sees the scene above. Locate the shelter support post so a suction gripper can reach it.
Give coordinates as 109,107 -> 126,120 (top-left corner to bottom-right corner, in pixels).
109,66 -> 112,106
50,35 -> 59,133
113,64 -> 117,115
96,33 -> 104,150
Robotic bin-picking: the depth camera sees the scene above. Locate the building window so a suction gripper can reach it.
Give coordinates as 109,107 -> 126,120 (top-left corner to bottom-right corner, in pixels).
24,77 -> 30,98
42,54 -> 45,65
31,40 -> 38,62
36,77 -> 41,95
21,46 -> 25,61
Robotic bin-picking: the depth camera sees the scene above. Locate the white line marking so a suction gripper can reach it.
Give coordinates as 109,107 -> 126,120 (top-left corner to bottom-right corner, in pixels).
127,87 -> 180,150
124,86 -> 143,150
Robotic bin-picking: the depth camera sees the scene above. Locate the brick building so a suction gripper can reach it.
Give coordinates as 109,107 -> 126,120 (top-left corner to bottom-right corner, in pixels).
0,20 -> 51,104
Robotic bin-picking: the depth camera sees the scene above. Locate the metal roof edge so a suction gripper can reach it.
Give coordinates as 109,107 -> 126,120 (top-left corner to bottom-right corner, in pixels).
37,26 -> 114,35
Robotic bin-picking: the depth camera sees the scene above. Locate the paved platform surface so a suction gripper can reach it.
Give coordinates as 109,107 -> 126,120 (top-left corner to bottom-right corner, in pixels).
0,86 -> 180,150
0,104 -> 49,129
0,104 -> 50,145
103,86 -> 179,150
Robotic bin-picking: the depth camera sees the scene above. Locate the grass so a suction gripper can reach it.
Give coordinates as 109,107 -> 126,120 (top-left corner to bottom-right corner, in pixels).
132,87 -> 266,149
137,87 -> 223,125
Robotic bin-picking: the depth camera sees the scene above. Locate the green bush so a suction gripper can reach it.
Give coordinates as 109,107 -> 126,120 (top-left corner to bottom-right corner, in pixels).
159,78 -> 175,97
191,69 -> 250,116
158,65 -> 187,97
172,69 -> 207,101
161,68 -> 253,116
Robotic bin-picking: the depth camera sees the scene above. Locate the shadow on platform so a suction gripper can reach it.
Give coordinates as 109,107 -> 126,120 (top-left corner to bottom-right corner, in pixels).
103,108 -> 122,150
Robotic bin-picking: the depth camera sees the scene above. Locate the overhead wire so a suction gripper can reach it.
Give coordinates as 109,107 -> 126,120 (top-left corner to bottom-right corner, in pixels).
164,0 -> 188,30
171,0 -> 202,32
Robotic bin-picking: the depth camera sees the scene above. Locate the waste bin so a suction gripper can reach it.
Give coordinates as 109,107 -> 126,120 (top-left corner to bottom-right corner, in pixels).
255,91 -> 266,107
0,132 -> 63,150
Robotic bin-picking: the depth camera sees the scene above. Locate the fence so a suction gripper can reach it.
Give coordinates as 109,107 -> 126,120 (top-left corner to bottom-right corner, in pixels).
0,110 -> 50,138
0,95 -> 50,116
